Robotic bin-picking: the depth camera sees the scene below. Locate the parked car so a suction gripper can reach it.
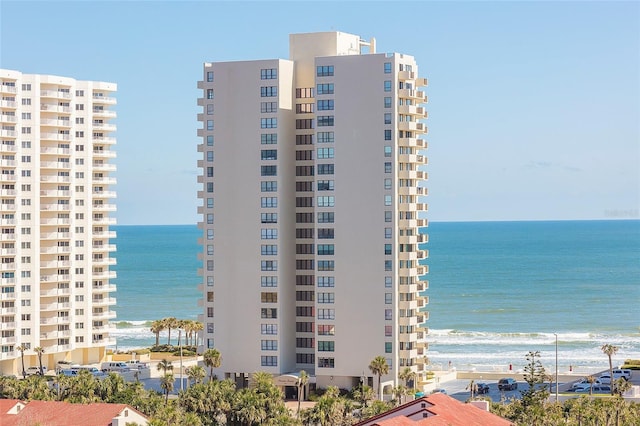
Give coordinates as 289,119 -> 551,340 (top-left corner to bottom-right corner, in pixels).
571,378 -> 602,389
570,383 -> 592,392
498,378 -> 518,391
591,385 -> 612,394
25,366 -> 47,376
126,360 -> 149,370
599,373 -> 627,385
100,362 -> 130,373
476,383 -> 490,394
431,388 -> 447,395
613,369 -> 632,380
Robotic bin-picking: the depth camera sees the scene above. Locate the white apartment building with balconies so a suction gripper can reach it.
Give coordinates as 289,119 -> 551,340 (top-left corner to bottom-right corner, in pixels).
0,69 -> 117,376
196,32 -> 428,395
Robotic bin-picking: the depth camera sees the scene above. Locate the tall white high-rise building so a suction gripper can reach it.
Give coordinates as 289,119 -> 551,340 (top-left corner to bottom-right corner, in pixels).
0,70 -> 117,375
196,32 -> 428,394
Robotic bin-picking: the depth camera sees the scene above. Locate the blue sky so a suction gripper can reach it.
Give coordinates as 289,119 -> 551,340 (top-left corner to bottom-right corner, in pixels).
1,1 -> 638,225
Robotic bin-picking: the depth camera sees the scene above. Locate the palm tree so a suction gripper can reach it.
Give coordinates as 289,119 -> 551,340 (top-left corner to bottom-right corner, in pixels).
160,373 -> 174,405
186,365 -> 206,386
163,317 -> 178,346
586,375 -> 597,396
399,367 -> 416,389
150,320 -> 165,347
191,321 -> 204,347
34,346 -> 45,375
16,344 -> 27,379
203,348 -> 221,381
297,370 -> 309,416
156,358 -> 173,376
601,343 -> 619,396
466,379 -> 478,399
369,355 -> 390,401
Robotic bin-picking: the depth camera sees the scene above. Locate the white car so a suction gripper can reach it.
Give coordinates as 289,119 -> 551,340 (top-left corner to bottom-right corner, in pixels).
613,369 -> 632,380
599,372 -> 627,385
571,378 -> 601,389
25,366 -> 47,376
572,383 -> 592,392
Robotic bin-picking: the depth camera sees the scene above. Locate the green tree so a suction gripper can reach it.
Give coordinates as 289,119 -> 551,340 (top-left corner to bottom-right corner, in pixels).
160,374 -> 175,405
164,317 -> 178,346
203,348 -> 222,381
297,370 -> 309,417
186,365 -> 206,387
520,350 -> 549,410
150,320 -> 165,347
157,358 -> 173,376
33,346 -> 45,375
398,367 -> 416,389
368,356 -> 390,401
601,343 -> 619,396
17,343 -> 27,379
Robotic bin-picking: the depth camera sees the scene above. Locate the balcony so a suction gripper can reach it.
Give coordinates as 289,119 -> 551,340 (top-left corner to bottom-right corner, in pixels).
92,257 -> 116,267
0,306 -> 16,315
40,189 -> 71,197
93,216 -> 116,225
40,104 -> 71,113
41,118 -> 72,127
92,243 -> 116,252
92,270 -> 116,280
92,109 -> 116,118
40,146 -> 71,155
0,143 -> 16,153
0,85 -> 17,94
92,203 -> 116,212
40,245 -> 71,254
92,176 -> 117,185
40,90 -> 71,99
92,136 -> 116,144
92,123 -> 117,132
0,203 -> 16,212
92,163 -> 116,172
41,161 -> 71,169
0,292 -> 16,301
92,297 -> 116,306
41,174 -> 70,183
40,287 -> 71,297
92,94 -> 117,105
92,284 -> 117,293
92,310 -> 116,320
0,262 -> 16,271
92,149 -> 116,159
92,190 -> 117,199
398,89 -> 427,102
92,230 -> 116,239
40,217 -> 70,226
0,129 -> 16,137
0,114 -> 17,123
0,321 -> 16,330
398,70 -> 415,81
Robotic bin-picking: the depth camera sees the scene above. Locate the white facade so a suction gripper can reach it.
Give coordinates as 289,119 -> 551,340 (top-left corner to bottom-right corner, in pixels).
197,32 -> 428,392
0,70 -> 117,375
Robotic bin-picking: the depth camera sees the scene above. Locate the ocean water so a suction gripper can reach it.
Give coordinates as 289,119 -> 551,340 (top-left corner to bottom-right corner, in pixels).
110,221 -> 640,374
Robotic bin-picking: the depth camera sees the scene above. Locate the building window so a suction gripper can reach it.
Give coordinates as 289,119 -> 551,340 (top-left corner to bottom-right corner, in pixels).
261,356 -> 278,366
261,150 -> 277,160
296,103 -> 314,113
384,162 -> 392,173
260,86 -> 277,97
317,132 -> 334,144
317,212 -> 334,224
297,149 -> 313,161
317,260 -> 334,271
317,276 -> 335,287
207,120 -> 214,130
317,292 -> 335,303
317,244 -> 334,255
317,164 -> 334,175
261,68 -> 277,79
261,102 -> 277,113
317,196 -> 335,207
261,165 -> 277,176
384,62 -> 392,73
261,211 -> 278,223
261,245 -> 277,255
385,309 -> 392,320
318,341 -> 335,351
261,324 -> 278,335
317,116 -> 334,127
385,244 -> 392,255
316,65 -> 334,77
317,99 -> 334,110
261,276 -> 278,287
318,357 -> 335,368
385,195 -> 392,206
261,261 -> 277,271
261,340 -> 278,351
385,293 -> 393,304
261,308 -> 277,318
317,148 -> 334,159
207,135 -> 214,146
384,179 -> 392,189
260,118 -> 277,128
317,309 -> 335,320
385,342 -> 392,353
207,71 -> 214,82
261,133 -> 277,144
207,104 -> 214,115
261,181 -> 277,192
384,97 -> 392,108
296,87 -> 315,98
384,113 -> 392,124
384,129 -> 392,140
317,228 -> 334,239
384,81 -> 392,92
318,325 -> 335,335
206,89 -> 214,99
385,325 -> 393,336
261,229 -> 278,239
317,83 -> 334,95
317,180 -> 334,191
296,119 -> 314,129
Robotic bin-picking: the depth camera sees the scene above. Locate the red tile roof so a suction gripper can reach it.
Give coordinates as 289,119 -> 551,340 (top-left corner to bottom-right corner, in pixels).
355,393 -> 513,426
0,400 -> 147,426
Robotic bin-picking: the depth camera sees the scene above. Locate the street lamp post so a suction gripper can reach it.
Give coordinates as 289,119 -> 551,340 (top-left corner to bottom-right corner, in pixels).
554,333 -> 558,402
